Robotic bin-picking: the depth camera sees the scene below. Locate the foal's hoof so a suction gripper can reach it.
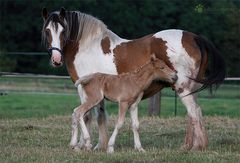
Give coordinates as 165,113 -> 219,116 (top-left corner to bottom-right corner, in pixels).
136,147 -> 146,152
83,144 -> 92,151
93,143 -> 100,151
107,147 -> 114,154
70,145 -> 81,152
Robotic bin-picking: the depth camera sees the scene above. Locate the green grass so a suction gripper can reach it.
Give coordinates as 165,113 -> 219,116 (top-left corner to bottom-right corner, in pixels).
0,91 -> 240,119
0,116 -> 239,162
0,77 -> 240,162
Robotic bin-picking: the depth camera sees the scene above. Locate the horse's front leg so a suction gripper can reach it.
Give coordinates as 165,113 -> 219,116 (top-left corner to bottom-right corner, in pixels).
94,100 -> 109,151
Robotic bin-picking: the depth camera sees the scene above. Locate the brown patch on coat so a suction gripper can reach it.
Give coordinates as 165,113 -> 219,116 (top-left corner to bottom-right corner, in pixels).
45,29 -> 53,48
101,37 -> 111,54
63,42 -> 79,82
113,34 -> 175,99
182,31 -> 208,81
182,31 -> 201,66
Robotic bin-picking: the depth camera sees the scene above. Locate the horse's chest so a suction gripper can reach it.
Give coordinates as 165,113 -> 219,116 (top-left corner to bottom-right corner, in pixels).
73,50 -> 117,78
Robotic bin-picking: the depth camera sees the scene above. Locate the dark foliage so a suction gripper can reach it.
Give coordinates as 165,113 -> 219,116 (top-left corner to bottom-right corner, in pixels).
0,0 -> 239,76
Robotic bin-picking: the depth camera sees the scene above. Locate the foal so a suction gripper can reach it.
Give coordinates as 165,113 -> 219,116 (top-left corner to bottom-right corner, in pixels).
71,56 -> 178,153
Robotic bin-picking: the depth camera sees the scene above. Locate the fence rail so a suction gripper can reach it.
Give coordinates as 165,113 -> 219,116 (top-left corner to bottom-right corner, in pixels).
1,72 -> 240,81
1,72 -> 239,116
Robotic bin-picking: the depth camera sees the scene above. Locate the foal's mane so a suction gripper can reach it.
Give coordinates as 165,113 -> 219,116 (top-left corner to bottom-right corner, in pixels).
42,10 -> 108,47
118,58 -> 154,77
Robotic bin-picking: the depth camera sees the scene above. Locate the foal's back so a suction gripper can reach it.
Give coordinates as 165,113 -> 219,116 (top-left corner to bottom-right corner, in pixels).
79,72 -> 142,103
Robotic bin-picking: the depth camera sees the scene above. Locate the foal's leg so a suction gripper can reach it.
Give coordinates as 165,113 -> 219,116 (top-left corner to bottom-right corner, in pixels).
70,104 -> 92,150
107,102 -> 129,153
75,99 -> 102,151
179,89 -> 208,150
129,94 -> 145,152
71,85 -> 93,149
94,100 -> 109,151
78,111 -> 92,149
70,106 -> 80,148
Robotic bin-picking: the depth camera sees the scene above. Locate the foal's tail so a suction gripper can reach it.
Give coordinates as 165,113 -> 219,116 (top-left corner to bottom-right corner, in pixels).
74,75 -> 93,87
190,35 -> 226,94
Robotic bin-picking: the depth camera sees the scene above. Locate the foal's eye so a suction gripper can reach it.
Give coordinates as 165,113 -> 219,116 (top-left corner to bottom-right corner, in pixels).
160,67 -> 165,70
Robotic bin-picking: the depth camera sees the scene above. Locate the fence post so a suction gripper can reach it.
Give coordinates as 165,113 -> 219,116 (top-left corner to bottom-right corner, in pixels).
174,91 -> 177,116
148,92 -> 161,116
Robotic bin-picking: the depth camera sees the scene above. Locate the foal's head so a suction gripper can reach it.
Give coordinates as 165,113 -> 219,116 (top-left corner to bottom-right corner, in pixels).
150,55 -> 178,84
42,7 -> 68,67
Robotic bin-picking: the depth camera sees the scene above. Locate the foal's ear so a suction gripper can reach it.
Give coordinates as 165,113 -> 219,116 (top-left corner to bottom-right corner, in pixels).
42,7 -> 48,21
59,7 -> 66,19
150,54 -> 157,62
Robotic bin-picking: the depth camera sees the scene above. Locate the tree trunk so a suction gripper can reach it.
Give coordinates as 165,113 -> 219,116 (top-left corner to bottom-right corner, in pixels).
148,92 -> 161,116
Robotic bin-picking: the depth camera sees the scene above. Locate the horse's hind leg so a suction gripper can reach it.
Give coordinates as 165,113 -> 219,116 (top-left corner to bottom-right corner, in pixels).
93,100 -> 109,151
178,89 -> 208,150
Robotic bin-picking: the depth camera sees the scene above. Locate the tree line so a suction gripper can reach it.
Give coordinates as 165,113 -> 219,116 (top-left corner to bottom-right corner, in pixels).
0,0 -> 240,76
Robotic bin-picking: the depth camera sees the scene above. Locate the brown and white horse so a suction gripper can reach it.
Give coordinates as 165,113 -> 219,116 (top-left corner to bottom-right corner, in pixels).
42,8 -> 226,151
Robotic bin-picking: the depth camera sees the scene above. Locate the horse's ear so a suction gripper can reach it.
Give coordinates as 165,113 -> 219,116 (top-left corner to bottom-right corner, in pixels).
150,54 -> 157,62
59,7 -> 66,19
42,7 -> 48,21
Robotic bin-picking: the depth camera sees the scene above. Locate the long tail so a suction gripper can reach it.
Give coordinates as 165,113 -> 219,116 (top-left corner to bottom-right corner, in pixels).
189,35 -> 226,94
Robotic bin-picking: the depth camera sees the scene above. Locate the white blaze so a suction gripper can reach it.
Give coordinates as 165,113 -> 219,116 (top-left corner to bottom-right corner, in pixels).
46,22 -> 63,63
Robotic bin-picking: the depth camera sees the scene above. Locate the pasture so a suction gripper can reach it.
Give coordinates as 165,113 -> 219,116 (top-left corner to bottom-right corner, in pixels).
0,77 -> 240,162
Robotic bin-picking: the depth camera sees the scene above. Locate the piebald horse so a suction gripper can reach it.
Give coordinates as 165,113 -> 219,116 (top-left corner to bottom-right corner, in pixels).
41,8 -> 225,151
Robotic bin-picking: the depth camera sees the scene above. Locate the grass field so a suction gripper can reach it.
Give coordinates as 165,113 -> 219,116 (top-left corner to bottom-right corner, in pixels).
0,116 -> 239,162
0,77 -> 240,162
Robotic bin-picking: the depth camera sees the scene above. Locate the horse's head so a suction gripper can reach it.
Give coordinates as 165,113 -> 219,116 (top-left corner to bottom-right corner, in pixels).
42,7 -> 68,67
150,55 -> 178,84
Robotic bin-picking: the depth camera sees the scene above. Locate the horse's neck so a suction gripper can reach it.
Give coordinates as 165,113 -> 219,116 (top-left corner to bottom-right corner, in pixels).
134,64 -> 154,90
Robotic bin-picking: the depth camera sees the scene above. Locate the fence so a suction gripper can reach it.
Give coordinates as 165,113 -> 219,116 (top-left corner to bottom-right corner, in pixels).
1,52 -> 240,116
1,71 -> 239,116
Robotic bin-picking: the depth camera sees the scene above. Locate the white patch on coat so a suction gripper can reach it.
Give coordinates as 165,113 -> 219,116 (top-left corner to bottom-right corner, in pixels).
73,30 -> 127,78
46,22 -> 63,51
153,29 -> 197,92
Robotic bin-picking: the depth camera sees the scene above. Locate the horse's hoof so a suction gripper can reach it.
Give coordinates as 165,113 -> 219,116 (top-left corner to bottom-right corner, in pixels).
180,145 -> 189,151
107,146 -> 114,154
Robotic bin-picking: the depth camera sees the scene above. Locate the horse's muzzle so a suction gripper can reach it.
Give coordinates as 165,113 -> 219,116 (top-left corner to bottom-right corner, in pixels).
48,47 -> 63,67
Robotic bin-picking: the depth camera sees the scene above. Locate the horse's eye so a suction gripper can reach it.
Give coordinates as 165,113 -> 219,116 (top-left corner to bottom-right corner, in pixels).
160,67 -> 164,70
45,30 -> 50,36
